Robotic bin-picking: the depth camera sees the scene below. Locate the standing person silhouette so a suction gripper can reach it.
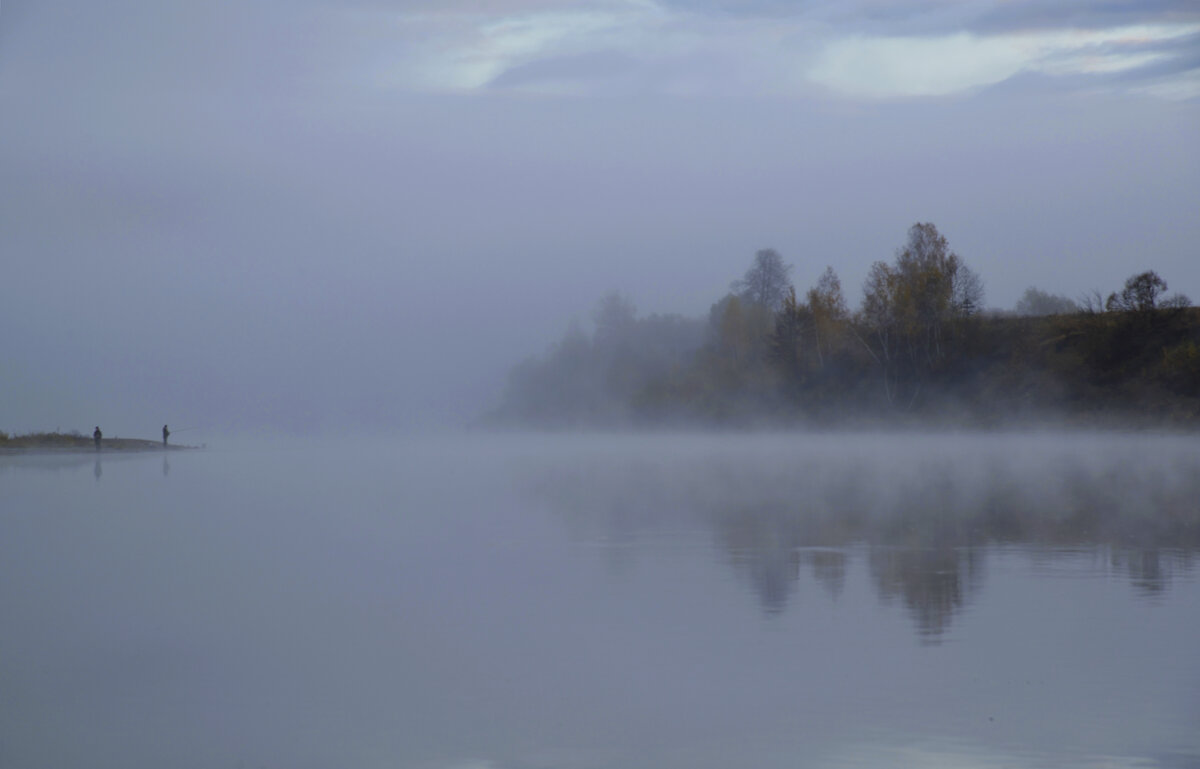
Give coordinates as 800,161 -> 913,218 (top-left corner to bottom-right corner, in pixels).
93,426 -> 102,451
162,424 -> 170,447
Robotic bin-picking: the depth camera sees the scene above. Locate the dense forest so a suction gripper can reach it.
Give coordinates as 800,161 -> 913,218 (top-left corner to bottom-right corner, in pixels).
486,223 -> 1200,428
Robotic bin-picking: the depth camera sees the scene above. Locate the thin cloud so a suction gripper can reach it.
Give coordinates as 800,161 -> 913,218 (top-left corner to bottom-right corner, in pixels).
338,0 -> 1200,99
808,33 -> 1027,97
360,2 -> 817,95
807,22 -> 1200,98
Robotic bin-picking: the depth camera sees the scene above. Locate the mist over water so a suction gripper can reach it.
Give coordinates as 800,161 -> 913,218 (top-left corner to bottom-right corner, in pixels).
2,431 -> 1198,768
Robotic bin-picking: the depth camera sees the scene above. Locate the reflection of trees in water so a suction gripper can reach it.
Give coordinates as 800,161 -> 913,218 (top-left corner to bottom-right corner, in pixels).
739,543 -> 801,615
712,501 -> 986,635
870,546 -> 984,643
526,436 -> 1200,637
713,503 -> 856,614
717,508 -> 801,614
809,549 -> 846,599
1110,548 -> 1196,597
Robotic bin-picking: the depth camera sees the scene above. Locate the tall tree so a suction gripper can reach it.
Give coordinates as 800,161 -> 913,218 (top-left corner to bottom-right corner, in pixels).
858,260 -> 899,402
1106,271 -> 1169,313
857,223 -> 984,404
806,266 -> 848,367
770,287 -> 812,380
891,222 -> 982,362
732,248 -> 794,312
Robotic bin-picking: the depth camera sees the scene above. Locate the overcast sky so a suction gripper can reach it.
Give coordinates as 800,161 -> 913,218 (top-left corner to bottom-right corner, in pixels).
2,0 -> 1198,433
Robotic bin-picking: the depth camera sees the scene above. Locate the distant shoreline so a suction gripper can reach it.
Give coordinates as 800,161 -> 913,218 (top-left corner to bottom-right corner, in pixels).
0,433 -> 199,454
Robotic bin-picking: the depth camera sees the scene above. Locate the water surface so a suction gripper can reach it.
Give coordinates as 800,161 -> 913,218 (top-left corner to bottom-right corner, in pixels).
2,433 -> 1197,768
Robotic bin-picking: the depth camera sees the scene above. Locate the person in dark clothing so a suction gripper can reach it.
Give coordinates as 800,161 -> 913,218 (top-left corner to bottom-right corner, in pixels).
94,426 -> 102,451
162,424 -> 170,447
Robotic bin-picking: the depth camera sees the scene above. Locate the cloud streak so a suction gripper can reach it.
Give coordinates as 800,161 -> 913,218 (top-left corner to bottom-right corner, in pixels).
338,0 -> 1200,99
808,22 -> 1200,97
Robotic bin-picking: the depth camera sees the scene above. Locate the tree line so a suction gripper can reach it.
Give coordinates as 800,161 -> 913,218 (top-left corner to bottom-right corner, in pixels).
487,223 -> 1200,427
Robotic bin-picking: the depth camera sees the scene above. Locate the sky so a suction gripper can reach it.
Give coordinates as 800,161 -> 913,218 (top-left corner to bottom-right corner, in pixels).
2,0 -> 1198,433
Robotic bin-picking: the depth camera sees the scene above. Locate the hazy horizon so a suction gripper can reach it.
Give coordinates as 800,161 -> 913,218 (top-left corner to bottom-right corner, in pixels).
3,0 -> 1198,433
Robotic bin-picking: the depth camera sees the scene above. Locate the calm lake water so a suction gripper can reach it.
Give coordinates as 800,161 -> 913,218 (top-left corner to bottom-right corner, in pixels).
2,433 -> 1198,768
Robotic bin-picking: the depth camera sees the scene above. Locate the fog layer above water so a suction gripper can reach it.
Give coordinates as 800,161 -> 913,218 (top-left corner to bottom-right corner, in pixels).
2,431 -> 1197,769
518,431 -> 1200,620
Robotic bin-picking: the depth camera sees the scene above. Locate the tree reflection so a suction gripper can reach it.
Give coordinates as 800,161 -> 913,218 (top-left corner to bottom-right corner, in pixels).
712,501 -> 859,614
808,549 -> 846,600
525,435 -> 1200,639
870,546 -> 983,643
1110,548 -> 1196,597
715,507 -> 803,614
710,497 -> 988,634
1123,549 -> 1165,595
